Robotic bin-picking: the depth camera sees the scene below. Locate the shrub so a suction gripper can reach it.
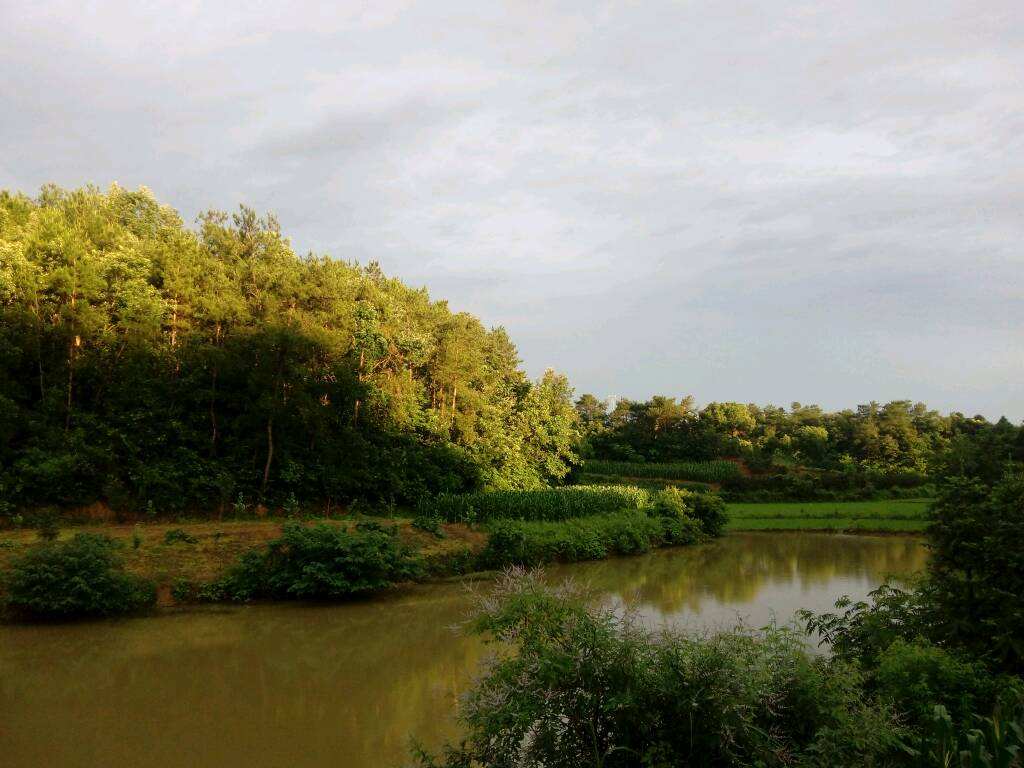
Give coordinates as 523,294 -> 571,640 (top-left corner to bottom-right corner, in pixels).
217,521 -> 423,601
411,513 -> 445,538
412,571 -> 906,768
873,639 -> 1019,732
654,487 -> 727,537
477,511 -> 699,569
686,490 -> 727,537
720,469 -> 931,503
163,528 -> 198,545
800,583 -> 932,668
926,472 -> 1024,673
2,533 -> 156,618
418,485 -> 651,524
34,509 -> 60,542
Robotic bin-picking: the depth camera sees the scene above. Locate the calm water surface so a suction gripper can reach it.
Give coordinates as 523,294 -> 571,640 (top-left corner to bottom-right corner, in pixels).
0,532 -> 927,768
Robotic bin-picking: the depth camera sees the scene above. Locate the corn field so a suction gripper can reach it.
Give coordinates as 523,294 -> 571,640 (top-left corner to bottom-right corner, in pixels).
582,459 -> 742,483
416,485 -> 652,524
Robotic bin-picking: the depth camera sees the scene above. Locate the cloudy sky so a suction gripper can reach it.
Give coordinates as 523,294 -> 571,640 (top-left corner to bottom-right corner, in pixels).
2,1 -> 1022,419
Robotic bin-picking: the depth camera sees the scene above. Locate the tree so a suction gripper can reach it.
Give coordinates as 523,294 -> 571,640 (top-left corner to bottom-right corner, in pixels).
927,472 -> 1024,672
0,184 -> 583,514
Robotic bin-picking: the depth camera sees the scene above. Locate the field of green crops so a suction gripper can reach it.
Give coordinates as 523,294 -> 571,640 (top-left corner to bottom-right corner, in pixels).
581,459 -> 741,483
575,473 -> 715,490
725,499 -> 932,532
417,485 -> 652,523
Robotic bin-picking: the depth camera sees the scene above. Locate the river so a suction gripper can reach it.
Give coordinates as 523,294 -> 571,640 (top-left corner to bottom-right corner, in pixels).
0,532 -> 927,768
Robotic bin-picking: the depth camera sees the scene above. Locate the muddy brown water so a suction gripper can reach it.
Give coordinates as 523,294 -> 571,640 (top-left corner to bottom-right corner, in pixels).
0,532 -> 927,768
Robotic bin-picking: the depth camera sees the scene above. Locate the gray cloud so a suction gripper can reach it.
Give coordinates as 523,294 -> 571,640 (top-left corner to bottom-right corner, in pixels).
1,0 -> 1021,418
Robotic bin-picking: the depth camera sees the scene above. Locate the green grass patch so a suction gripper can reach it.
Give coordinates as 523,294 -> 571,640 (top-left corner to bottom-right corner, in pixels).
725,498 -> 932,532
727,499 -> 932,520
725,517 -> 928,532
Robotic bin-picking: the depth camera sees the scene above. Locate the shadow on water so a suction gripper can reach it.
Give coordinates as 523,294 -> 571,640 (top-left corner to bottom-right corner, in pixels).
0,532 -> 927,768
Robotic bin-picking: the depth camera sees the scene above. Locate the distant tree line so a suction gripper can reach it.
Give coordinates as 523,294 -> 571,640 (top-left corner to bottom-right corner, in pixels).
576,394 -> 1024,479
0,185 -> 581,515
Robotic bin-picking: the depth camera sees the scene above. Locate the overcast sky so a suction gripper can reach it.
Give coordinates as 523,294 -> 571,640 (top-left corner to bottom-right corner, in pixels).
2,1 -> 1022,419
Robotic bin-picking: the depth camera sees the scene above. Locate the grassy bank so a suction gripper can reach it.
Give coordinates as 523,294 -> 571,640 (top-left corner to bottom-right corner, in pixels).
0,518 -> 486,606
726,499 -> 931,532
0,485 -> 719,615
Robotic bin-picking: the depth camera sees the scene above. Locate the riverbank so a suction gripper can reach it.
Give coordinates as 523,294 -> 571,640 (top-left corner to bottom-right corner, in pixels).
0,518 -> 486,606
0,506 -> 926,610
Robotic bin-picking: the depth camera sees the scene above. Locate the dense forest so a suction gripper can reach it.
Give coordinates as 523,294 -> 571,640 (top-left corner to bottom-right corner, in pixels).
0,185 -> 580,514
575,394 -> 1024,482
1,185 -> 1021,518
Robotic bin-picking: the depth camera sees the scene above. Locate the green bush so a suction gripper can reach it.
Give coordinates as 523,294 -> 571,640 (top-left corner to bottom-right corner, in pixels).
720,469 -> 932,503
163,528 -> 198,545
33,508 -> 60,542
873,639 -> 1019,732
411,513 -> 445,538
2,533 -> 156,618
216,521 -> 423,601
412,571 -> 906,768
927,472 -> 1024,672
418,485 -> 652,524
477,511 -> 700,569
686,489 -> 727,537
654,487 -> 728,537
800,583 -> 932,668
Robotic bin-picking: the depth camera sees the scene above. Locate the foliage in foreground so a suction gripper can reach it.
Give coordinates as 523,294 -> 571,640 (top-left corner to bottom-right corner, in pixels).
800,471 -> 1023,674
2,533 -> 156,618
795,470 -> 1024,764
926,473 -> 1024,672
412,570 -> 907,768
215,521 -> 423,601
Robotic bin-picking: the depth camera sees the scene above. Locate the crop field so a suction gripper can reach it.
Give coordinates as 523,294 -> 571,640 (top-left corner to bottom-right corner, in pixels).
581,459 -> 741,483
725,499 -> 932,532
574,473 -> 715,491
418,485 -> 652,524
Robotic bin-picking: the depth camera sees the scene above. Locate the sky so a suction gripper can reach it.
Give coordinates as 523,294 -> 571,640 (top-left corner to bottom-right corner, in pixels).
2,1 -> 1022,420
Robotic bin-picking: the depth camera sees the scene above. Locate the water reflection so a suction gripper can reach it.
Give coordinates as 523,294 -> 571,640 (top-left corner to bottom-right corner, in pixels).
551,532 -> 927,631
0,533 -> 926,768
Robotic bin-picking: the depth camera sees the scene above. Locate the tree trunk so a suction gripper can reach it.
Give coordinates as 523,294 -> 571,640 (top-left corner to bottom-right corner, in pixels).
65,282 -> 78,433
209,368 -> 219,456
261,416 -> 274,496
65,335 -> 78,432
170,297 -> 180,374
210,323 -> 221,455
170,297 -> 178,348
33,298 -> 44,402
